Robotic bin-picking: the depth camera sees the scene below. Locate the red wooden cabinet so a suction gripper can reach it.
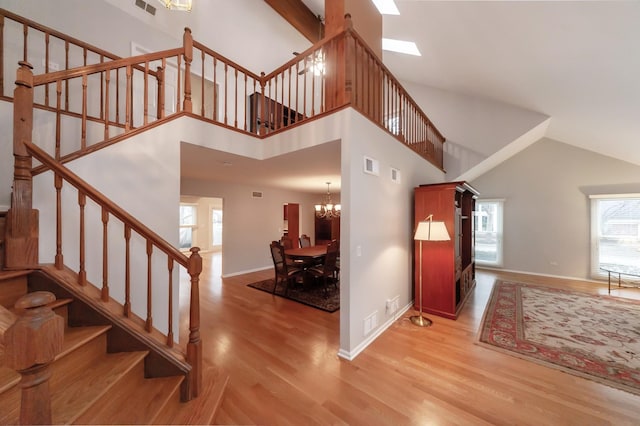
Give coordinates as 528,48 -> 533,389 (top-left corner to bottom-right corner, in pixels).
414,181 -> 479,319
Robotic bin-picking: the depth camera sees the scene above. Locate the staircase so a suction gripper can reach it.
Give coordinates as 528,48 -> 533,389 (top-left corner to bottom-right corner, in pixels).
0,266 -> 229,424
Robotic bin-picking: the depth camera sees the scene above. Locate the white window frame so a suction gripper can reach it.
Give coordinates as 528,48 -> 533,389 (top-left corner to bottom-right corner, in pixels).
179,203 -> 198,249
474,199 -> 504,267
589,193 -> 640,279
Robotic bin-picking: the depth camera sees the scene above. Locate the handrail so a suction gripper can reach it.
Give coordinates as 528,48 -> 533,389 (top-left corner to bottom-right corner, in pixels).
25,141 -> 188,267
192,40 -> 261,82
32,48 -> 183,86
346,29 -> 445,143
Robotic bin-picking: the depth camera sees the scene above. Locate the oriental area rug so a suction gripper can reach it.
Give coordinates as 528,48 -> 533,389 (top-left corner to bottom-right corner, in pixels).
247,278 -> 339,313
477,281 -> 640,395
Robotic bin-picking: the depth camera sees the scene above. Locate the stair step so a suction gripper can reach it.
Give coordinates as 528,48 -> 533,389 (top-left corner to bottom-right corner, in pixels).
0,271 -> 29,309
0,326 -> 147,425
51,349 -> 149,424
0,365 -> 20,394
0,305 -> 16,341
154,366 -> 230,425
73,360 -> 183,424
56,325 -> 111,361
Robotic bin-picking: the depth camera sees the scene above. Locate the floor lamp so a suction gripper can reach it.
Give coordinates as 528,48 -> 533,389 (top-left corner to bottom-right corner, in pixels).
410,214 -> 450,327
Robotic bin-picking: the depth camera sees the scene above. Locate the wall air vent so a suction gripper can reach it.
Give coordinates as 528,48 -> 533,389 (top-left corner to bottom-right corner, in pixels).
134,0 -> 157,16
252,191 -> 263,199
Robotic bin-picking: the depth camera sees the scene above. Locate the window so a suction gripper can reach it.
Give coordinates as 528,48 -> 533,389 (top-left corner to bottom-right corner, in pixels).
590,194 -> 640,278
474,200 -> 504,266
212,209 -> 223,247
179,203 -> 197,249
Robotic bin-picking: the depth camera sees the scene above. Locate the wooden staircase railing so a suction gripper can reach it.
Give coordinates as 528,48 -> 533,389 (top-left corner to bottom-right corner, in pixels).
24,138 -> 204,400
2,8 -> 444,171
2,9 -> 448,412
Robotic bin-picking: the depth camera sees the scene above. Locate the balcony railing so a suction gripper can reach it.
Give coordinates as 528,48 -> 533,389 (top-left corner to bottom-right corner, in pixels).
1,8 -> 445,170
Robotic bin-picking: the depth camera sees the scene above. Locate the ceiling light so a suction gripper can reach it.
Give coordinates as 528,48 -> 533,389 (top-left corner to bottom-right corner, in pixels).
382,38 -> 421,56
157,0 -> 192,11
372,0 -> 400,15
314,182 -> 341,220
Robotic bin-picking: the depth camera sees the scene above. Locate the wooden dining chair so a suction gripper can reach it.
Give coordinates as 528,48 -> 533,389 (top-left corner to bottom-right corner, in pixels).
270,241 -> 303,296
299,234 -> 311,248
280,236 -> 294,250
308,240 -> 340,296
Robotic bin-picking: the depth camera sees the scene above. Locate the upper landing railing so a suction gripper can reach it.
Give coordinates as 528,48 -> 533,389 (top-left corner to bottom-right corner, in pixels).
0,9 -> 445,170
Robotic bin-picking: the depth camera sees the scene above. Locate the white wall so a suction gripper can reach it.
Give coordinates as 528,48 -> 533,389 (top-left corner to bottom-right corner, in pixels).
340,109 -> 445,358
0,101 -> 12,208
33,118 -> 183,338
471,138 -> 640,281
181,178 -> 319,277
402,82 -> 550,179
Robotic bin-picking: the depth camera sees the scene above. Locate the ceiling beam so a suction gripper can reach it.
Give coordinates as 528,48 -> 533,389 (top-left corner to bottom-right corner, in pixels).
264,0 -> 324,43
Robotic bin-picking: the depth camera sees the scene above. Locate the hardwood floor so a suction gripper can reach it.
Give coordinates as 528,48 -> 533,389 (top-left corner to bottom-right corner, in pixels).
185,253 -> 640,425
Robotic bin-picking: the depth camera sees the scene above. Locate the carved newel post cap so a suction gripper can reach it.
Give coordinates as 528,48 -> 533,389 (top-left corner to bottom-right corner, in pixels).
15,61 -> 34,88
4,291 -> 64,371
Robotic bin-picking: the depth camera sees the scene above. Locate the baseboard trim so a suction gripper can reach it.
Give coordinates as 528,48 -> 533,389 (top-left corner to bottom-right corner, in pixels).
221,265 -> 271,278
477,266 -> 604,284
337,302 -> 412,361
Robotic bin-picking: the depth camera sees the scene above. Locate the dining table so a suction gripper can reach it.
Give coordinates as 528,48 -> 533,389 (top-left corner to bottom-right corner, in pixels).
285,245 -> 327,287
285,245 -> 328,263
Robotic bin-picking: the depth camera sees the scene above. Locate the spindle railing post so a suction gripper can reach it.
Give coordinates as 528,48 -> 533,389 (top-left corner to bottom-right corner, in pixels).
182,27 -> 193,113
157,65 -> 165,119
54,174 -> 63,269
4,291 -> 64,425
6,61 -> 39,269
186,246 -> 202,399
259,72 -> 266,136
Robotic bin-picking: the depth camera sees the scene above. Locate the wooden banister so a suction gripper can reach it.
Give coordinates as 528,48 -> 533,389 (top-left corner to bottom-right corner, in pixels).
32,48 -> 182,86
4,291 -> 64,425
23,140 -> 202,398
25,141 -> 188,268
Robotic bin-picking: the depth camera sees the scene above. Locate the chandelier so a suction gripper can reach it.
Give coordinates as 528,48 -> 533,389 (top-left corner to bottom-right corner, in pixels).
315,182 -> 341,220
157,0 -> 192,11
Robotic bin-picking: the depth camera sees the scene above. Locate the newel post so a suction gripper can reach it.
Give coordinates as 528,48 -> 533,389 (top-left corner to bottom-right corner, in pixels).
4,291 -> 64,425
6,61 -> 39,269
186,246 -> 202,399
182,27 -> 193,113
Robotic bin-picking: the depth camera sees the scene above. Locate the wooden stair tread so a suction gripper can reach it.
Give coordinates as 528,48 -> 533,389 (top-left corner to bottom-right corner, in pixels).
0,305 -> 16,339
74,363 -> 184,425
0,365 -> 20,394
0,350 -> 150,425
51,350 -> 149,424
0,270 -> 31,281
155,366 -> 230,425
47,297 -> 73,310
56,325 -> 112,361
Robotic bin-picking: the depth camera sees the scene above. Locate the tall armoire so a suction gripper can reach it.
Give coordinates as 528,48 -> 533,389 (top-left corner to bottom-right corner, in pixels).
414,181 -> 479,319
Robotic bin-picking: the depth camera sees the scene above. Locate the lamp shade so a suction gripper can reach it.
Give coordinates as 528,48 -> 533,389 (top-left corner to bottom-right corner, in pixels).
414,220 -> 450,241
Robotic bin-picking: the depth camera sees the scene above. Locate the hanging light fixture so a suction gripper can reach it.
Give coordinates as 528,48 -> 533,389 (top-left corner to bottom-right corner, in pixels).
157,0 -> 192,11
315,182 -> 341,220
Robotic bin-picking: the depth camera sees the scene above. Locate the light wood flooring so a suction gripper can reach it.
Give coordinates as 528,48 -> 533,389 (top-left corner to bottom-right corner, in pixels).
184,253 -> 640,425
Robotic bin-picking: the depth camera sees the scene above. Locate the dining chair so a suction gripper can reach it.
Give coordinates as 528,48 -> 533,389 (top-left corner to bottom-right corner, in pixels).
270,241 -> 303,296
299,234 -> 311,248
280,236 -> 294,250
308,240 -> 340,296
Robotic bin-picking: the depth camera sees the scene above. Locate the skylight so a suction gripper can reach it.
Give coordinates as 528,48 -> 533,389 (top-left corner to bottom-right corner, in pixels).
382,38 -> 421,56
372,0 -> 400,15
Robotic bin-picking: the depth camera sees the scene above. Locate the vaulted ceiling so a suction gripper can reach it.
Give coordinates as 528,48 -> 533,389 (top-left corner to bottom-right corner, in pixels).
298,0 -> 640,167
